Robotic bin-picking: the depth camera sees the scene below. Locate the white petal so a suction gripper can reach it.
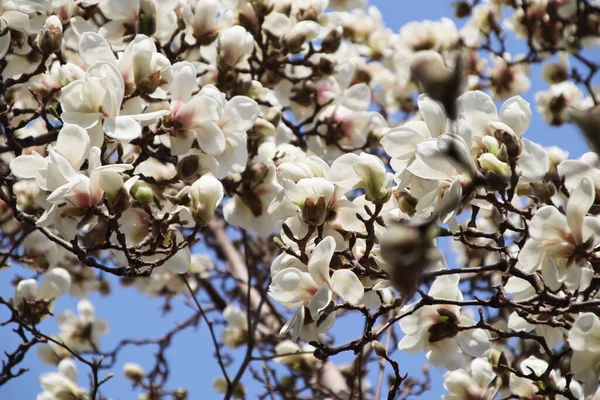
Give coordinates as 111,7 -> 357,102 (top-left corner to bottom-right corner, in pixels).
103,116 -> 141,141
518,139 -> 550,181
331,269 -> 364,304
343,83 -> 371,111
500,95 -> 531,137
194,122 -> 226,156
567,177 -> 595,245
307,236 -> 335,286
56,124 -> 90,170
78,32 -> 116,66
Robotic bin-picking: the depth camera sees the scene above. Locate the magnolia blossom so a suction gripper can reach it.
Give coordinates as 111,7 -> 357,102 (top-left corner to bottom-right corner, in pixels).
442,358 -> 496,400
60,60 -> 169,146
397,275 -> 491,370
217,25 -> 254,68
56,299 -> 108,352
569,313 -> 600,397
37,358 -> 89,400
509,356 -> 583,400
221,305 -> 248,349
517,177 -> 600,291
189,173 -> 223,225
270,236 -> 364,341
13,268 -> 71,323
274,340 -> 318,369
535,82 -> 584,126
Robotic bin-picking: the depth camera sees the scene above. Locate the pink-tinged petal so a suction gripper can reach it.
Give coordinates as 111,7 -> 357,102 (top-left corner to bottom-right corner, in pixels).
331,269 -> 364,304
193,122 -> 226,156
78,32 -> 116,66
567,177 -> 595,245
103,116 -> 141,141
306,284 -> 332,320
175,96 -> 219,128
307,236 -> 335,286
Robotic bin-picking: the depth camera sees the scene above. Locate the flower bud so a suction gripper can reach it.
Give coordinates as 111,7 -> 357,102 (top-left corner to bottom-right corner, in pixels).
302,196 -> 328,226
394,189 -> 417,217
252,118 -> 276,137
482,135 -> 499,155
282,20 -> 320,53
353,153 -> 392,203
189,173 -> 224,225
123,362 -> 145,382
372,340 -> 388,357
478,153 -> 509,178
36,16 -> 63,55
131,183 -> 154,205
321,26 -> 342,53
178,155 -> 200,180
217,26 -> 254,69
453,1 -> 472,18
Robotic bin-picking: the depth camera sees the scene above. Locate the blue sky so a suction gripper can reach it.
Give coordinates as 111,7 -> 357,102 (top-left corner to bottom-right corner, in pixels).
1,0 -> 599,399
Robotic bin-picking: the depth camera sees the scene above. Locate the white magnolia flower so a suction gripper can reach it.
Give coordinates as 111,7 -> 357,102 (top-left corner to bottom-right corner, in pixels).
397,275 -> 491,370
221,305 -> 248,349
13,268 -> 71,322
60,61 -> 168,146
443,358 -> 496,400
189,173 -> 223,225
509,355 -> 583,400
517,177 -> 599,291
274,340 -> 317,369
217,25 -> 254,68
37,358 -> 89,400
535,82 -> 584,126
182,0 -> 233,46
270,236 -> 364,341
569,313 -> 600,397
78,32 -> 173,98
56,299 -> 108,352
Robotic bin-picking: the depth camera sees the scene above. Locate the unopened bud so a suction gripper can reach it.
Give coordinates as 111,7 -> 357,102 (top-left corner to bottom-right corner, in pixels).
394,189 -> 417,217
123,362 -> 145,382
282,21 -> 320,54
173,388 -> 188,400
452,1 -> 472,18
372,340 -> 388,357
482,135 -> 500,155
321,27 -> 342,53
178,155 -> 200,180
252,118 -> 276,137
37,16 -> 63,55
302,196 -> 328,226
264,107 -> 282,127
131,183 -> 154,205
479,153 -> 509,178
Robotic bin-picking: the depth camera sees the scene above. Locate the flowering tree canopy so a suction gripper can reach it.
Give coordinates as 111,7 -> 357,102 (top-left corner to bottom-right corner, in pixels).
1,0 -> 600,399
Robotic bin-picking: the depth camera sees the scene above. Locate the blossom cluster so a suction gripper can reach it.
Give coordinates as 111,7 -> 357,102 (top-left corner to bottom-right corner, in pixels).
1,0 -> 600,399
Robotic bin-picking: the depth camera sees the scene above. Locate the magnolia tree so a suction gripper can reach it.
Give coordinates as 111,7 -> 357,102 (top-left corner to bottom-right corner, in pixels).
1,0 -> 600,399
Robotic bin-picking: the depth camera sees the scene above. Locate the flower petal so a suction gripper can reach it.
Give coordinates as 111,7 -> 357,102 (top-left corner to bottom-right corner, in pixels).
331,269 -> 364,304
